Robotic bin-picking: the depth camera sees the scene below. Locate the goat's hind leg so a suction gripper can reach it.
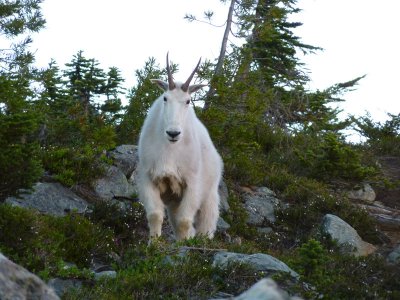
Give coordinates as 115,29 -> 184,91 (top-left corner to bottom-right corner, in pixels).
195,190 -> 219,239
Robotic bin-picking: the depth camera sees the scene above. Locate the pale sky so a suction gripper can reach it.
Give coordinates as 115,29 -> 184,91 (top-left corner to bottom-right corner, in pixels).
28,0 -> 400,123
295,0 -> 400,122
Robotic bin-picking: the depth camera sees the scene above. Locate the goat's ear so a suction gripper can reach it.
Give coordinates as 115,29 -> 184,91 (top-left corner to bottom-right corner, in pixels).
150,79 -> 169,91
188,84 -> 207,94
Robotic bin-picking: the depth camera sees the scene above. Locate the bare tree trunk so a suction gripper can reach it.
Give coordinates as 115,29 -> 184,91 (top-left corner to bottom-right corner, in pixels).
204,0 -> 236,110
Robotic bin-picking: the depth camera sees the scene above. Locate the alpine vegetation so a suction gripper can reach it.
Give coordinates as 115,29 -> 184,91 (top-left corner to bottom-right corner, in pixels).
137,54 -> 223,241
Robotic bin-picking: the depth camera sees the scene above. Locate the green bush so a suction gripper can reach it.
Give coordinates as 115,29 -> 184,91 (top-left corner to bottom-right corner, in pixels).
65,245 -> 216,299
352,113 -> 400,156
87,201 -> 147,249
42,145 -> 108,186
199,106 -> 269,185
266,167 -> 379,244
41,99 -> 117,186
222,190 -> 258,240
64,241 -> 267,300
0,205 -> 115,274
223,142 -> 267,185
294,132 -> 375,182
285,240 -> 400,299
38,260 -> 94,281
268,169 -> 336,235
0,204 -> 38,256
293,239 -> 327,280
41,213 -> 115,268
0,113 -> 43,200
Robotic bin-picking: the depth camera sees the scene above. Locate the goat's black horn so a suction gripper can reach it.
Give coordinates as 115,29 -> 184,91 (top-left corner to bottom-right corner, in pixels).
166,52 -> 176,90
181,57 -> 201,92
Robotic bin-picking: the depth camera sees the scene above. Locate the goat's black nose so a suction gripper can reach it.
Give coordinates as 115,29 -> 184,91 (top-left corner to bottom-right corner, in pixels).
166,130 -> 181,138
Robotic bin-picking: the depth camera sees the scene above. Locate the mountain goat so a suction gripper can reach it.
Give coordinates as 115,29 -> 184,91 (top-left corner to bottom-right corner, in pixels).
137,54 -> 223,241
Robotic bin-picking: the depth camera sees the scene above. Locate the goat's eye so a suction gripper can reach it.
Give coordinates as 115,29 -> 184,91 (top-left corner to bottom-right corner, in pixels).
163,96 -> 167,102
186,99 -> 190,105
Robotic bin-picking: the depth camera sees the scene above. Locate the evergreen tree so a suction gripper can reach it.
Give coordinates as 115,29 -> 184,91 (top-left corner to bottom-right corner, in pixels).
117,57 -> 167,143
194,0 -> 368,183
0,0 -> 45,37
36,60 -> 76,146
0,71 -> 43,200
100,67 -> 125,125
64,50 -> 106,118
37,55 -> 118,186
352,112 -> 400,156
0,0 -> 45,199
39,59 -> 65,102
235,0 -> 320,86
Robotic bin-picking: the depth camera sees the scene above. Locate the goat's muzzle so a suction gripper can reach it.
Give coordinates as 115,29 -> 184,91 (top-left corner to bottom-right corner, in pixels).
166,130 -> 181,143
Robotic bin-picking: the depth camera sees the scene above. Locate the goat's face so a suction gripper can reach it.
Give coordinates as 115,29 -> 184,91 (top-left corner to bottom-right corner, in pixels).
151,81 -> 205,143
162,86 -> 191,143
151,54 -> 206,144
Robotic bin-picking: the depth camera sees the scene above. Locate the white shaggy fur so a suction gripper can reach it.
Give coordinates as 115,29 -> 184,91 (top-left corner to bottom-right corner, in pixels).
137,58 -> 223,241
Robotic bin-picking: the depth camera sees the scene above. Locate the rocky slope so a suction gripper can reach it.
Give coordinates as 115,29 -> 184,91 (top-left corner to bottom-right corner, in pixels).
1,145 -> 399,299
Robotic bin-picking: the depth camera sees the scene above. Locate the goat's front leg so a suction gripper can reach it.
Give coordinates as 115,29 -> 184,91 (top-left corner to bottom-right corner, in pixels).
139,177 -> 164,240
173,185 -> 200,240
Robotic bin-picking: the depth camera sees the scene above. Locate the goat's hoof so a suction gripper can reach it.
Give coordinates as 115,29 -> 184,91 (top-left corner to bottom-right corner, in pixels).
176,219 -> 194,240
147,236 -> 162,247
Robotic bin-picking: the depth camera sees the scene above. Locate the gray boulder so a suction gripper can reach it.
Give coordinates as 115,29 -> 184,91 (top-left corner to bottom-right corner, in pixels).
257,227 -> 273,235
243,187 -> 281,226
109,145 -> 138,177
47,268 -> 117,296
47,278 -> 82,298
94,270 -> 117,280
128,168 -> 139,195
213,252 -> 298,278
357,203 -> 400,230
347,183 -> 376,203
373,213 -> 400,230
5,182 -> 88,216
0,252 -> 59,300
387,244 -> 400,264
92,165 -> 137,201
219,180 -> 230,213
321,214 -> 376,256
234,278 -> 302,300
217,217 -> 231,232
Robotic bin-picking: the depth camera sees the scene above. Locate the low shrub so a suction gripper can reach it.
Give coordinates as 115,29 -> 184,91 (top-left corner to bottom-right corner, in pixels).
293,132 -> 376,182
0,205 -> 115,274
285,239 -> 400,299
266,168 -> 379,245
41,145 -> 108,186
87,201 -> 147,250
64,240 -> 266,300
